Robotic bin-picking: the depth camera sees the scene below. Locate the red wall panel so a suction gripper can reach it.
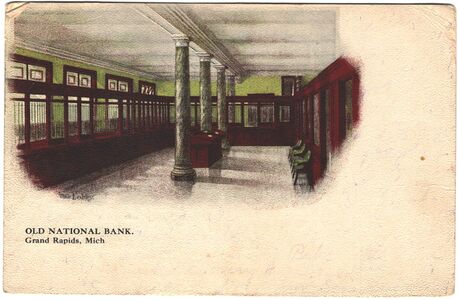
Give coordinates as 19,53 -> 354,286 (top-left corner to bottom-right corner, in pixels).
300,57 -> 361,186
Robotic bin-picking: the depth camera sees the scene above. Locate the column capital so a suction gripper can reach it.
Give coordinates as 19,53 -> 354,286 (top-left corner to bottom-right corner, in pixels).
196,52 -> 212,62
172,34 -> 190,47
214,64 -> 227,72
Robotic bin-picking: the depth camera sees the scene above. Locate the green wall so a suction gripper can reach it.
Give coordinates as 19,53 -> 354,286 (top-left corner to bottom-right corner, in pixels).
155,80 -> 219,97
234,76 -> 281,96
302,73 -> 317,86
15,48 -> 156,92
16,48 -> 284,96
156,76 -> 281,97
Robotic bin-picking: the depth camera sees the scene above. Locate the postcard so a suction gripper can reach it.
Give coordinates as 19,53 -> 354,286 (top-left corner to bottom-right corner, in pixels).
3,2 -> 456,296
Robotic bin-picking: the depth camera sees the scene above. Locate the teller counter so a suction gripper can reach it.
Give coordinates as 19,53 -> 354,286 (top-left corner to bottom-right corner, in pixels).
190,131 -> 223,168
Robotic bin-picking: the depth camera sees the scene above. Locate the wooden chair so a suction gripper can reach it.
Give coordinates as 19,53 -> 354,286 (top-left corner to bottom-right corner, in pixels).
288,139 -> 304,160
290,147 -> 309,175
291,139 -> 303,150
289,143 -> 306,165
291,150 -> 311,185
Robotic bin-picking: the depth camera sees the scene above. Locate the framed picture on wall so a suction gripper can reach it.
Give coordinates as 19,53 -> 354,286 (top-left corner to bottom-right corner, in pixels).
108,79 -> 117,91
118,81 -> 128,92
7,62 -> 27,80
79,74 -> 91,88
28,65 -> 45,82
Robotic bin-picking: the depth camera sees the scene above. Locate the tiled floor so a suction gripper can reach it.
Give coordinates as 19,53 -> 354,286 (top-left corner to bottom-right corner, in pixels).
56,146 -> 311,208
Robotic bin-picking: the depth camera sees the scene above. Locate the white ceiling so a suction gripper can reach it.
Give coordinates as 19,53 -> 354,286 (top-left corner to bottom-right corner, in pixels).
12,3 -> 337,81
180,4 -> 336,75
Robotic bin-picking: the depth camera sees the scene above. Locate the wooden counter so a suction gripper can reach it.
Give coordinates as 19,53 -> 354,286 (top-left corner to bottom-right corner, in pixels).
190,132 -> 223,168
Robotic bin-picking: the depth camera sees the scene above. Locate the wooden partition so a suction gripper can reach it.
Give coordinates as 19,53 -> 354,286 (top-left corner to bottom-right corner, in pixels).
7,54 -> 359,187
189,94 -> 298,146
7,76 -> 175,187
300,57 -> 361,186
7,55 -> 299,186
227,94 -> 297,146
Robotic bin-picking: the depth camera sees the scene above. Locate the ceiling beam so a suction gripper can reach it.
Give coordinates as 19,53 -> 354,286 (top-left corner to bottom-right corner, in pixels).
130,5 -> 221,70
147,4 -> 246,78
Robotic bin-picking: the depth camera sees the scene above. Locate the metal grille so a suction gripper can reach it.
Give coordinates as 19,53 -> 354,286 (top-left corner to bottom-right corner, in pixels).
68,102 -> 78,136
51,101 -> 65,139
29,101 -> 47,142
14,101 -> 25,144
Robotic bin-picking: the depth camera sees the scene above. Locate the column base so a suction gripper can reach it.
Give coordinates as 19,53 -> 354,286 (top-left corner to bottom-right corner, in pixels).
222,138 -> 230,150
171,166 -> 196,181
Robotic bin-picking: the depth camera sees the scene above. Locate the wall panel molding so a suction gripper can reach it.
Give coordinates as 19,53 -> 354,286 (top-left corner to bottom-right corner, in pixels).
14,39 -> 165,80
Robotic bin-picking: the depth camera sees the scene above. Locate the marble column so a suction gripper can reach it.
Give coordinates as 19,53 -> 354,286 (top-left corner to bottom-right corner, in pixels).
227,73 -> 236,96
197,52 -> 212,133
170,35 -> 196,181
215,65 -> 229,149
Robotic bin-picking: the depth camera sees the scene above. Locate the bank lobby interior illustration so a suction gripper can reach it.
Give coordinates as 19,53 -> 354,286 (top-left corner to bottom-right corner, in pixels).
6,3 -> 360,200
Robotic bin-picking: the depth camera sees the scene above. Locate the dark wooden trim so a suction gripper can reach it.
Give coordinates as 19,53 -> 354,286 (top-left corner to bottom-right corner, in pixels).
167,101 -> 171,124
138,100 -> 142,128
10,54 -> 53,84
77,97 -> 82,137
319,89 -> 328,170
126,99 -> 131,131
155,103 -> 157,127
89,97 -> 95,136
45,96 -> 52,142
117,99 -> 122,134
247,93 -> 275,97
64,95 -> 69,139
24,93 -> 31,145
7,79 -> 175,103
302,57 -> 359,96
338,80 -> 347,143
256,101 -> 261,126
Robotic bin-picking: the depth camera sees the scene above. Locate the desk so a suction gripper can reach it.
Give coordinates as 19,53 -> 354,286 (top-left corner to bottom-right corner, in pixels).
191,132 -> 223,168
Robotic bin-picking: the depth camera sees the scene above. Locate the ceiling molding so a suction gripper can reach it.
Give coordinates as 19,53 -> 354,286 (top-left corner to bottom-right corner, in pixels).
219,38 -> 336,44
14,38 -> 167,80
148,4 -> 246,78
130,4 -> 181,36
